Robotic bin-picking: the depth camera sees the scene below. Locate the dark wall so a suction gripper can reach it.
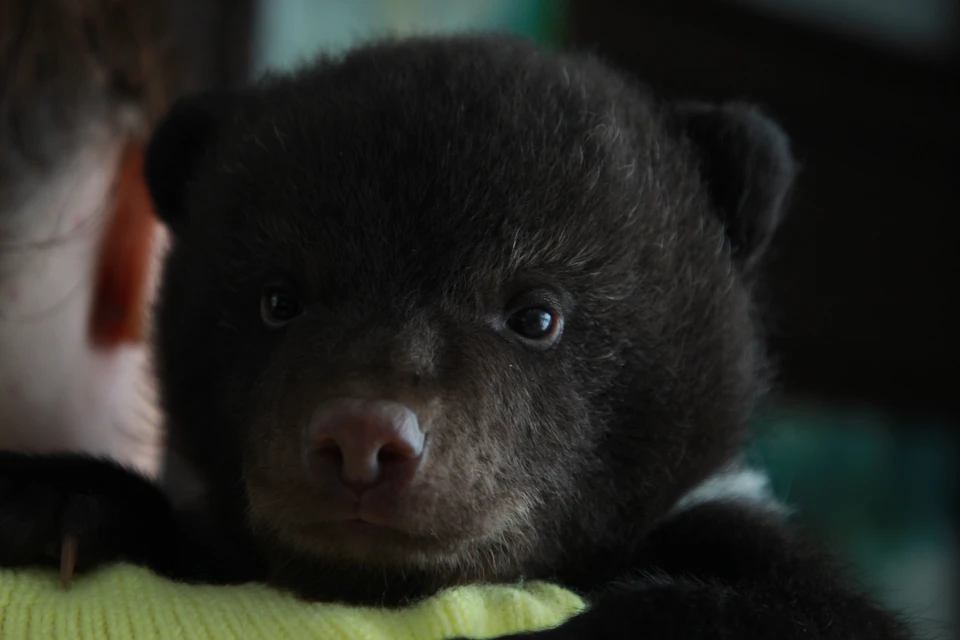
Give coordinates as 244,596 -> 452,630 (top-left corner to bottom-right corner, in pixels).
569,0 -> 960,422
170,0 -> 256,91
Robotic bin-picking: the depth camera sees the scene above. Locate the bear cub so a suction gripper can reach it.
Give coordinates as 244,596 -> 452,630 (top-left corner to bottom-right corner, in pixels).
0,34 -> 911,639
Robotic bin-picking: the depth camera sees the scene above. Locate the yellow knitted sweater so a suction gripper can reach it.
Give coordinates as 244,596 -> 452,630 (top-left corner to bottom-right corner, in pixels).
0,564 -> 585,639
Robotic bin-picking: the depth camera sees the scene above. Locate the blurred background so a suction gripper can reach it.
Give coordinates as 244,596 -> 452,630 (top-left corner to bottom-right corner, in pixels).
1,1 -> 956,638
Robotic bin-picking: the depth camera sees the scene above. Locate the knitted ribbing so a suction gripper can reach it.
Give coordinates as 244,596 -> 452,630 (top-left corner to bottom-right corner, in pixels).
0,564 -> 585,639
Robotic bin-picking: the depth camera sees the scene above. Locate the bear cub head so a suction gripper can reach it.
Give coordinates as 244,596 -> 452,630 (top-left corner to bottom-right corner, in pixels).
146,34 -> 795,604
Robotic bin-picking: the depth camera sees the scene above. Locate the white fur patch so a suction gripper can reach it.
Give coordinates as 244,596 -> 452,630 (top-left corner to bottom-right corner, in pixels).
669,467 -> 789,517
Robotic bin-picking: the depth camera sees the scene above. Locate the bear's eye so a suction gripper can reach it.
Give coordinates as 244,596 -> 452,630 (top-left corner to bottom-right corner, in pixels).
506,307 -> 559,341
261,286 -> 303,328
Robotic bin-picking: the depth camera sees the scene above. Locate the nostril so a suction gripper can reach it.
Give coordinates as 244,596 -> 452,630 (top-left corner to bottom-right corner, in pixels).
377,441 -> 412,464
313,439 -> 343,463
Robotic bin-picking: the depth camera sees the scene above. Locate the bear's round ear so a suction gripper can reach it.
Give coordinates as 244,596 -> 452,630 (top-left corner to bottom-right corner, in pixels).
671,101 -> 797,274
144,89 -> 236,235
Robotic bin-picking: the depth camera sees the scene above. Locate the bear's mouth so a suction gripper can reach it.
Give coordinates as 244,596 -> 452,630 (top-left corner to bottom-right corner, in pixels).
265,513 -> 474,570
244,471 -> 479,562
244,470 -> 531,577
